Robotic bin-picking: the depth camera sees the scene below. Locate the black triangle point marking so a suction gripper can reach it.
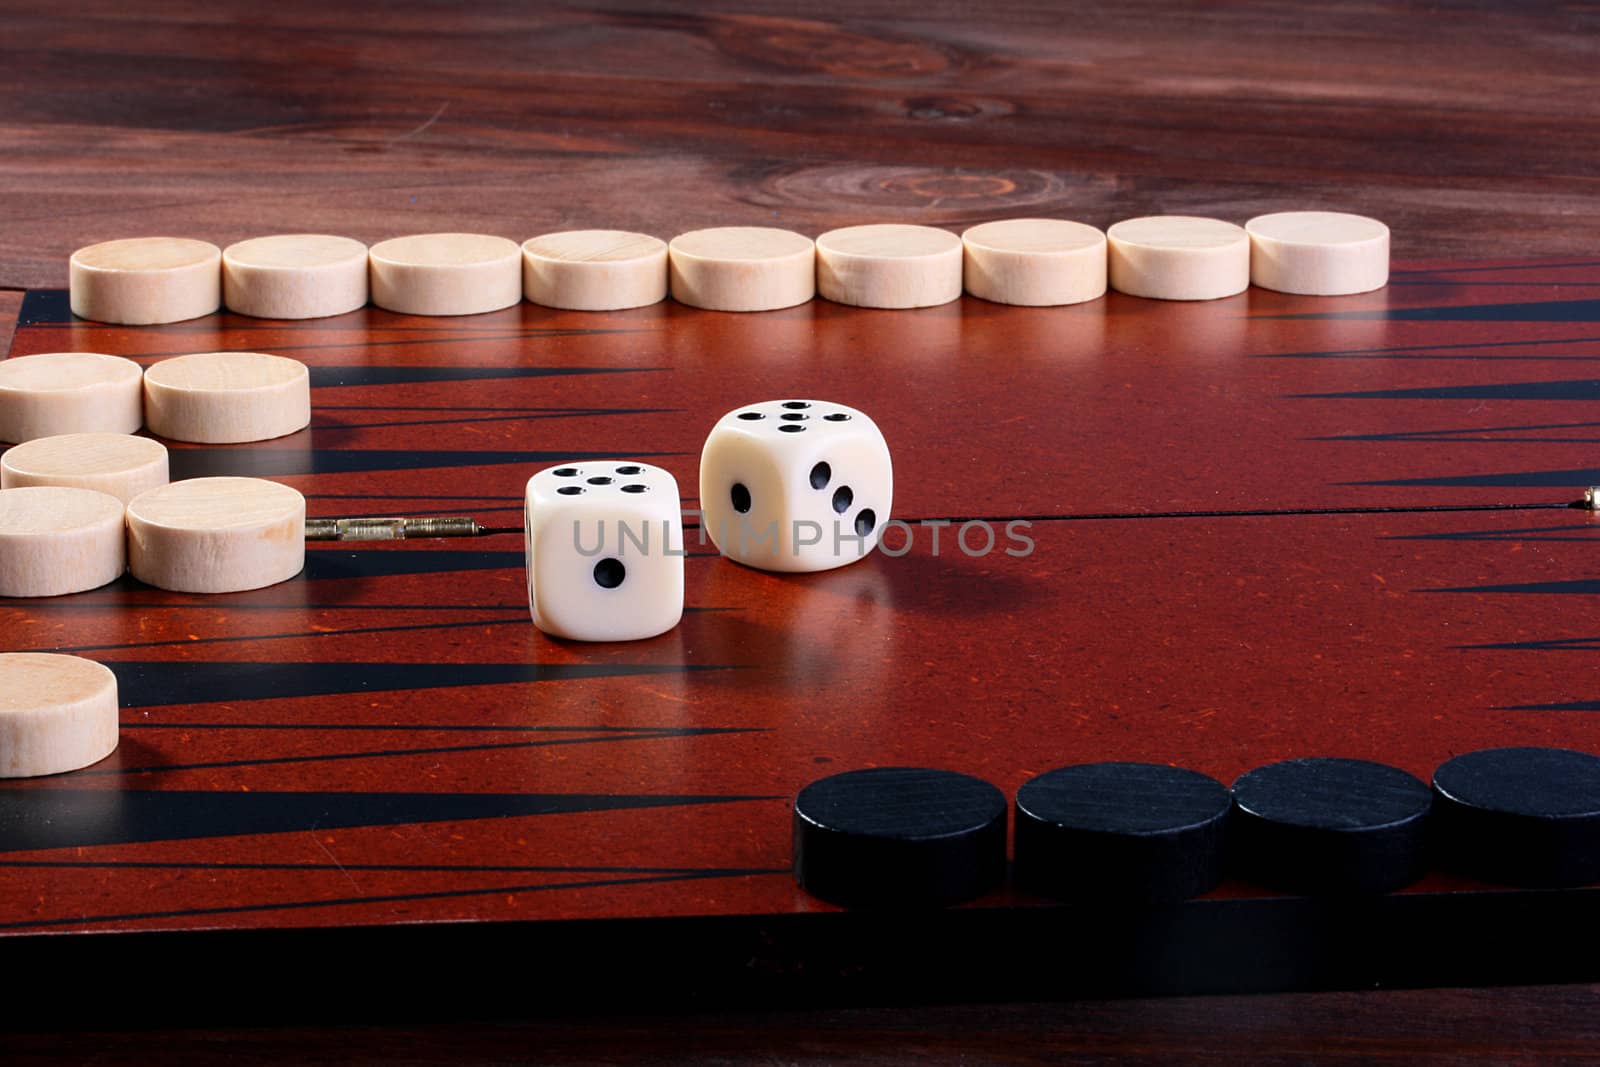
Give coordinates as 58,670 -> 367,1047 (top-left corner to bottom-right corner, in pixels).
1504,702 -> 1600,712
4,547 -> 526,604
308,366 -> 658,388
107,660 -> 737,708
1348,469 -> 1600,489
16,290 -> 72,326
1267,299 -> 1600,323
1259,335 -> 1600,362
1316,422 -> 1600,444
0,788 -> 779,852
1433,580 -> 1600,596
1463,637 -> 1600,652
1390,525 -> 1600,543
13,290 -> 664,350
302,549 -> 524,580
1297,381 -> 1600,402
168,449 -> 684,479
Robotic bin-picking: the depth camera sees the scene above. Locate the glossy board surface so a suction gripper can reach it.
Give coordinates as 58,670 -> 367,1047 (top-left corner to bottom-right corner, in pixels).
3,267 -> 1599,1006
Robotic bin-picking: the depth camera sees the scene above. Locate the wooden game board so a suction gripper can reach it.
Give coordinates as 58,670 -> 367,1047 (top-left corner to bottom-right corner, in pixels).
3,261 -> 1600,1018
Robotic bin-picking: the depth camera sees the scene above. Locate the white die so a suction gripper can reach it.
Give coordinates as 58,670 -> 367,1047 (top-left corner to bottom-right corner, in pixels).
524,461 -> 685,641
699,400 -> 892,573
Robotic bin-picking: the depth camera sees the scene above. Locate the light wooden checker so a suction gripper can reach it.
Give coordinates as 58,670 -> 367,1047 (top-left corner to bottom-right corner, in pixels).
668,227 -> 816,312
126,476 -> 306,594
1246,211 -> 1390,296
0,485 -> 126,598
223,234 -> 370,319
369,233 -> 523,316
69,237 -> 222,325
0,352 -> 144,444
961,219 -> 1108,306
143,352 -> 312,444
1,432 -> 169,503
522,230 -> 669,311
0,653 -> 119,779
1107,216 -> 1250,301
815,224 -> 964,309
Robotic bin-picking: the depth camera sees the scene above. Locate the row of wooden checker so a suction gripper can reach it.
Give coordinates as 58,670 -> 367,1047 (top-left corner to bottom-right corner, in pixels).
65,212 -> 1387,324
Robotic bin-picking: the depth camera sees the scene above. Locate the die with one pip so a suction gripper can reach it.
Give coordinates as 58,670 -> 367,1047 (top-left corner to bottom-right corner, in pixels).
524,461 -> 684,641
699,400 -> 892,573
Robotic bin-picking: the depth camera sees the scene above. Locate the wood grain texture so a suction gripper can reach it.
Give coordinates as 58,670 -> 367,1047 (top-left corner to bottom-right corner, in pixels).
962,218 -> 1107,306
0,351 -> 144,443
0,485 -> 126,598
0,432 -> 169,503
142,351 -> 311,443
222,234 -> 369,319
669,226 -> 816,311
69,237 -> 222,325
815,223 -> 964,308
125,475 -> 305,593
0,652 -> 119,778
522,230 -> 668,311
0,293 -> 21,357
1248,211 -> 1391,296
1,1 -> 1598,290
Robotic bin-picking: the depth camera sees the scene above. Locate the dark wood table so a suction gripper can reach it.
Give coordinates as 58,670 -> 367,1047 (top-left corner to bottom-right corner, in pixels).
3,2 -> 1599,1060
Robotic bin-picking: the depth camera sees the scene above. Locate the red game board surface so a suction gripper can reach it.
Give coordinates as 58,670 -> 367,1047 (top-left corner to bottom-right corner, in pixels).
2,263 -> 1598,1013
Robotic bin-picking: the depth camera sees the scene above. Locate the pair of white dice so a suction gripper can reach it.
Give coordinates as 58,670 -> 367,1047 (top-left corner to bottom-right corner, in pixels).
524,399 -> 893,641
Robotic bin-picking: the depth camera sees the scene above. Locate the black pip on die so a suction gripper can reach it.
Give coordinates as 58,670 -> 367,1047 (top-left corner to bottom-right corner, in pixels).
699,400 -> 892,572
523,461 -> 685,641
